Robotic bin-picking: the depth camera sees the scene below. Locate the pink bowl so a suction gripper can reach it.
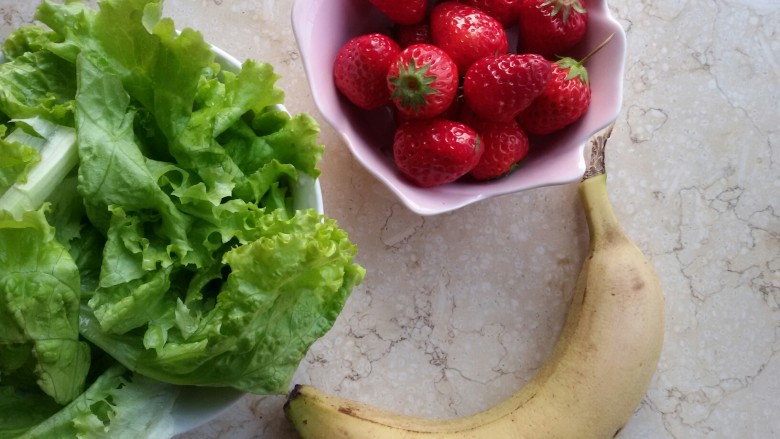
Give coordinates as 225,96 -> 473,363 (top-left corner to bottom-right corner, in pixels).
292,0 -> 626,215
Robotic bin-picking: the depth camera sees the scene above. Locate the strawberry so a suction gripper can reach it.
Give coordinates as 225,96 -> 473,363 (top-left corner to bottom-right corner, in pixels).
463,53 -> 552,122
333,33 -> 401,110
430,2 -> 508,73
387,44 -> 459,119
393,119 -> 483,187
516,56 -> 590,135
396,23 -> 432,48
368,0 -> 428,25
460,108 -> 530,180
457,0 -> 523,27
517,0 -> 588,59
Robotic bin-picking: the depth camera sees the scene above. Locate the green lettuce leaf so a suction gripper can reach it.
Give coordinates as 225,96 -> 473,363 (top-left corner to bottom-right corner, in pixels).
0,128 -> 41,197
80,209 -> 365,394
44,175 -> 105,295
16,364 -> 178,439
0,50 -> 76,125
74,54 -> 194,269
0,385 -> 62,438
0,207 -> 90,405
1,25 -> 58,61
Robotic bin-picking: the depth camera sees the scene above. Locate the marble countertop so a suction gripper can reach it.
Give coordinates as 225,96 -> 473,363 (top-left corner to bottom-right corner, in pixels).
3,1 -> 778,438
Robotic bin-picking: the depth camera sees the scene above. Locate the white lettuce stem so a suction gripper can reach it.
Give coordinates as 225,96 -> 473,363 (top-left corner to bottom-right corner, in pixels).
0,119 -> 78,218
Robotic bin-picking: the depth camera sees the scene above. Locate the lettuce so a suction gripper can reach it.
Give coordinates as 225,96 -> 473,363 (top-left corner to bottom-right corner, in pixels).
80,209 -> 364,393
15,364 -> 179,439
0,207 -> 90,405
0,128 -> 41,196
0,118 -> 78,218
0,0 -> 364,436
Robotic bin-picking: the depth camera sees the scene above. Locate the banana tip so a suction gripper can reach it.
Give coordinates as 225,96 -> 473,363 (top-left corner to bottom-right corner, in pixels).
284,384 -> 304,411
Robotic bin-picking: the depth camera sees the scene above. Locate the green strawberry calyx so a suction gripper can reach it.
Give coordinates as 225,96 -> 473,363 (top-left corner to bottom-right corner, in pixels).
389,58 -> 439,112
542,0 -> 587,23
558,32 -> 617,84
557,57 -> 589,84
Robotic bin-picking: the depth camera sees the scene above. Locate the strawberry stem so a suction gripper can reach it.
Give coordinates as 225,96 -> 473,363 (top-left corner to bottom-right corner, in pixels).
555,32 -> 616,84
580,32 -> 615,65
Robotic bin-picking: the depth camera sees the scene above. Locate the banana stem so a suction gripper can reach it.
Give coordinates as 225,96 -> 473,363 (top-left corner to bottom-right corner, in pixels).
580,124 -> 621,243
582,124 -> 613,180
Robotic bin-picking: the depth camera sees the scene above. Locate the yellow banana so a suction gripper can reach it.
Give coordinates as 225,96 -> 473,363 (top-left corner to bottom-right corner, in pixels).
283,126 -> 665,439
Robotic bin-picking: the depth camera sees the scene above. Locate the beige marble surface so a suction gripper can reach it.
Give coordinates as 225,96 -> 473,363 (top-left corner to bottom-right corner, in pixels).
2,0 -> 778,438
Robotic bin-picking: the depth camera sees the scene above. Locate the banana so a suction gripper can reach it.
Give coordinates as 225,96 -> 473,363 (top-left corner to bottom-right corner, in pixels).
283,126 -> 665,439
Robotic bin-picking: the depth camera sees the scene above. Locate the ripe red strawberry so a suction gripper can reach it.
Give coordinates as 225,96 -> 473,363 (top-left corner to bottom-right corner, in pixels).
516,57 -> 591,135
387,44 -> 459,119
430,2 -> 508,73
368,0 -> 428,25
396,23 -> 432,48
460,108 -> 530,180
393,119 -> 483,187
463,53 -> 552,122
457,0 -> 523,27
517,0 -> 588,59
333,33 -> 401,110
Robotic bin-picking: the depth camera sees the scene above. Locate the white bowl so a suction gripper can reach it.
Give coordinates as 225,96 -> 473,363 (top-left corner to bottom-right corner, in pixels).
292,0 -> 626,215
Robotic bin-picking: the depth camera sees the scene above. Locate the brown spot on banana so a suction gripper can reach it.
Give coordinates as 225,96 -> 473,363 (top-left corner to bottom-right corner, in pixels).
338,406 -> 355,416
